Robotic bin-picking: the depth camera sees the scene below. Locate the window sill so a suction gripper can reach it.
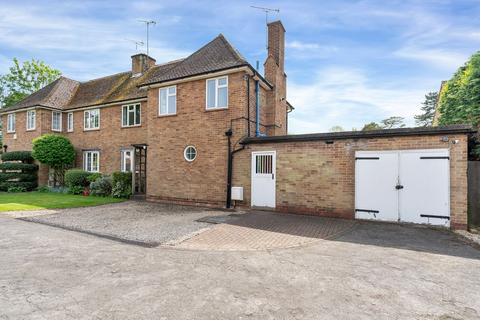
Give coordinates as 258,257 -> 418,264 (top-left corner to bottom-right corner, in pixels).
84,128 -> 100,132
67,130 -> 74,133
52,129 -> 62,132
26,129 -> 36,132
121,124 -> 142,128
157,113 -> 177,118
6,131 -> 15,134
205,107 -> 228,112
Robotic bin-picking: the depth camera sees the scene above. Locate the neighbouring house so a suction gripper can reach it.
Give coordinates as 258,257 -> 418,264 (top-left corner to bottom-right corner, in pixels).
1,20 -> 475,230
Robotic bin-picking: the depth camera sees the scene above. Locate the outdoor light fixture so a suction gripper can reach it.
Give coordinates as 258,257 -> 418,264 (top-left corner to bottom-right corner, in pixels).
441,136 -> 449,142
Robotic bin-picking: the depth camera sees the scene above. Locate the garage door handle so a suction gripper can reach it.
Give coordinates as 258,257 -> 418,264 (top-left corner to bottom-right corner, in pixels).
395,184 -> 404,190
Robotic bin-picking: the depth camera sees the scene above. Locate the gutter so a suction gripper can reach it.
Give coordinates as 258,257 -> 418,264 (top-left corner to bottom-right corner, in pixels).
241,125 -> 477,145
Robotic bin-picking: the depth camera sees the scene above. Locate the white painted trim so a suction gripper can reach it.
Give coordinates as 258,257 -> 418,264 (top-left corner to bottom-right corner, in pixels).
183,145 -> 197,162
83,150 -> 100,172
158,85 -> 177,116
6,113 -> 15,133
206,76 -> 228,110
26,110 -> 36,131
145,66 -> 252,89
67,112 -> 74,132
83,108 -> 100,131
121,103 -> 141,127
51,111 -> 62,132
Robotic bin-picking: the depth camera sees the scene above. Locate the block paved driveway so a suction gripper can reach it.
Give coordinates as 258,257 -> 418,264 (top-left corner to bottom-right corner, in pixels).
1,202 -> 480,319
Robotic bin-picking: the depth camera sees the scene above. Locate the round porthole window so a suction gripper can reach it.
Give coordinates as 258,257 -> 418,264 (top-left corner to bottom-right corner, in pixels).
184,146 -> 197,162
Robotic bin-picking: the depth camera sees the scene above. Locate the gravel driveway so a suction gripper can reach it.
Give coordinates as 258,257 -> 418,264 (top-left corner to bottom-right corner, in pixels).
20,201 -> 234,246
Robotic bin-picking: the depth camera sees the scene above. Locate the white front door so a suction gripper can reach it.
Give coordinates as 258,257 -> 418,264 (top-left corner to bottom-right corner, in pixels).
251,151 -> 276,208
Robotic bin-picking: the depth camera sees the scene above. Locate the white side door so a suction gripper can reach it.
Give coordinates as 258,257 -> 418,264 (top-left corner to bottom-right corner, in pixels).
399,150 -> 450,227
355,151 -> 399,222
251,151 -> 276,208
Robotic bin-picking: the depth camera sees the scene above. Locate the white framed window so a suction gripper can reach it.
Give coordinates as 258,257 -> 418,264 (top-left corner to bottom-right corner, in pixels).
26,110 -> 36,131
7,113 -> 15,133
122,104 -> 141,127
52,111 -> 62,132
159,86 -> 176,115
184,146 -> 197,162
83,151 -> 100,172
67,112 -> 74,132
121,149 -> 134,172
84,109 -> 100,130
206,76 -> 228,109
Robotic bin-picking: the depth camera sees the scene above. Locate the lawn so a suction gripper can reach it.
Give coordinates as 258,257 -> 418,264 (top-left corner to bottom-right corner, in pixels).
0,192 -> 125,212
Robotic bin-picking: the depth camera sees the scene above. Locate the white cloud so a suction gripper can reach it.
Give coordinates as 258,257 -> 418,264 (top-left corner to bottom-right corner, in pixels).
287,67 -> 427,134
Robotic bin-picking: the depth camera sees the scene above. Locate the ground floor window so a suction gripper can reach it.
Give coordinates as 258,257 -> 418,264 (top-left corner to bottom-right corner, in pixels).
83,151 -> 99,172
121,149 -> 133,172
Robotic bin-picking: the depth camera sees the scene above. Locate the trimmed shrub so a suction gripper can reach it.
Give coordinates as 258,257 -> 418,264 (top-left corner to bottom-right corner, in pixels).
90,175 -> 112,197
87,172 -> 102,183
1,151 -> 34,162
32,134 -> 75,186
0,151 -> 38,191
7,186 -> 27,193
36,185 -> 50,193
111,171 -> 132,198
0,162 -> 38,172
0,181 -> 37,191
65,169 -> 91,188
68,185 -> 84,195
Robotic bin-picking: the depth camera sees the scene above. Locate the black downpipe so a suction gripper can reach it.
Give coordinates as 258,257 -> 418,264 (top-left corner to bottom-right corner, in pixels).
226,129 -> 233,208
246,74 -> 250,137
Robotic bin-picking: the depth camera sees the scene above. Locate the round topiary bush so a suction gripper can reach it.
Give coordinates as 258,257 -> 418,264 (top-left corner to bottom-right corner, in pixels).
32,134 -> 75,186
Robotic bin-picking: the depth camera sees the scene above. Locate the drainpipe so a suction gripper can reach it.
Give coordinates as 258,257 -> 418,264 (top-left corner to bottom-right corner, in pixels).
255,79 -> 260,137
245,74 -> 251,137
225,128 -> 245,209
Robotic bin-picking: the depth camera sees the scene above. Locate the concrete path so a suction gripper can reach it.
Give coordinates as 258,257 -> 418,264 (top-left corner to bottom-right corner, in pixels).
1,213 -> 480,319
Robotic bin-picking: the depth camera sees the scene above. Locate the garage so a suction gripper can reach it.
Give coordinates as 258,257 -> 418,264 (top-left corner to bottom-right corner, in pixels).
355,149 -> 450,227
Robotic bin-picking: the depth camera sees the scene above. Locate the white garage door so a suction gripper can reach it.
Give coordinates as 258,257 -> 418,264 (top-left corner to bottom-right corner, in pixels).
355,149 -> 450,227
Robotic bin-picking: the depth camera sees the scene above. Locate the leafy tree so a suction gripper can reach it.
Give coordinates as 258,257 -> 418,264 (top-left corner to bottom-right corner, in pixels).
32,134 -> 75,186
380,116 -> 405,129
361,122 -> 383,131
329,125 -> 344,132
0,58 -> 61,108
415,92 -> 438,127
438,51 -> 480,126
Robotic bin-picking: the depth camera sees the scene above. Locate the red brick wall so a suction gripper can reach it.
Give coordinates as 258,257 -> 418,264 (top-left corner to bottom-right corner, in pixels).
232,134 -> 469,229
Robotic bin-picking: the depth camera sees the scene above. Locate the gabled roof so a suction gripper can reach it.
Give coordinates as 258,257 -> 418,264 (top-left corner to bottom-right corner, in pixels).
1,34 -> 261,113
141,34 -> 249,86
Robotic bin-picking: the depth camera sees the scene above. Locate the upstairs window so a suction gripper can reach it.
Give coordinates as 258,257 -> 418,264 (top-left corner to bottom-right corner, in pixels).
26,110 -> 36,130
159,86 -> 176,115
52,111 -> 62,132
7,113 -> 15,133
67,112 -> 74,132
84,109 -> 100,130
206,76 -> 228,109
83,151 -> 99,172
122,104 -> 141,127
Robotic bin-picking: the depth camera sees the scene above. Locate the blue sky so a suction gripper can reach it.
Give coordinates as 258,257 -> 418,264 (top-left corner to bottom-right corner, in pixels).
1,0 -> 480,133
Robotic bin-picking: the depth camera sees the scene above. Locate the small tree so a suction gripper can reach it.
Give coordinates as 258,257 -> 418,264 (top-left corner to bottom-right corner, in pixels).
380,116 -> 406,129
32,134 -> 75,186
362,122 -> 382,131
329,125 -> 345,132
414,92 -> 438,127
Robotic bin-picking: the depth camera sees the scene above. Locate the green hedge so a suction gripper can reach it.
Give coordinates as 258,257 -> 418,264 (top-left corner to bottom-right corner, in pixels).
0,172 -> 37,182
65,169 -> 91,188
0,162 -> 38,172
1,151 -> 34,162
0,181 -> 37,191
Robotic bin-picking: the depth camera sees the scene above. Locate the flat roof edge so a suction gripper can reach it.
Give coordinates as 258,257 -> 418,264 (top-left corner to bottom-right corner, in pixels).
241,125 -> 477,145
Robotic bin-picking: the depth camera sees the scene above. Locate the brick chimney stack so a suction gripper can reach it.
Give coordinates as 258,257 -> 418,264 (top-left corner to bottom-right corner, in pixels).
264,20 -> 287,135
131,53 -> 156,75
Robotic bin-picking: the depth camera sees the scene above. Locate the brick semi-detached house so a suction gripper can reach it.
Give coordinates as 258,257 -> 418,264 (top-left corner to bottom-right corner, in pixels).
1,20 -> 475,230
